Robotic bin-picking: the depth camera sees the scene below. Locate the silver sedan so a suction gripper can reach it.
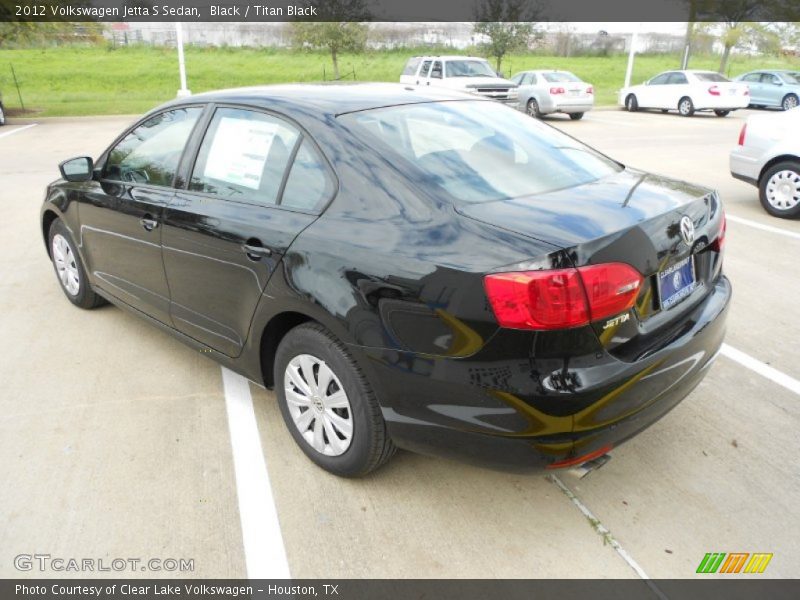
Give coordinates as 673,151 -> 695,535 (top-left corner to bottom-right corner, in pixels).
510,70 -> 594,120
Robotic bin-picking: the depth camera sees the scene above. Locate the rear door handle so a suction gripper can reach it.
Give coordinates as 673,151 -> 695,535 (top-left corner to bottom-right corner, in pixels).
140,215 -> 159,231
242,241 -> 272,261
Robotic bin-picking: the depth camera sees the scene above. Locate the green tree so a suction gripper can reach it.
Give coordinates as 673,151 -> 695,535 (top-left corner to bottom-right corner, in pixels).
472,0 -> 542,74
289,0 -> 370,80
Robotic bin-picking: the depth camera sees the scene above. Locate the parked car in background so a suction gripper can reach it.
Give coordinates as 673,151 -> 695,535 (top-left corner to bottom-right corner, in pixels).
620,70 -> 750,117
730,107 -> 800,218
510,70 -> 594,120
735,70 -> 800,111
41,84 -> 729,477
400,56 -> 518,105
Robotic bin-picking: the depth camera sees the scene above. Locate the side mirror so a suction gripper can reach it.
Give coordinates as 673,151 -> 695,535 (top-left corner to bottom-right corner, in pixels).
59,157 -> 94,182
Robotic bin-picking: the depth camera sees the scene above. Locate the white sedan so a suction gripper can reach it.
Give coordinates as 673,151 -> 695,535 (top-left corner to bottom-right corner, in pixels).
730,107 -> 800,218
619,70 -> 750,117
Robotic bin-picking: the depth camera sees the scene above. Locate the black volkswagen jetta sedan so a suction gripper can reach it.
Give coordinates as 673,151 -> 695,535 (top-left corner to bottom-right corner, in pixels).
41,84 -> 730,477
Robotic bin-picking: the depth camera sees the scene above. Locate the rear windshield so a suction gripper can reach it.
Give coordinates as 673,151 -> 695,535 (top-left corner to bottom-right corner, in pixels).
694,72 -> 730,82
541,71 -> 581,83
338,101 -> 622,204
781,72 -> 800,84
445,60 -> 496,78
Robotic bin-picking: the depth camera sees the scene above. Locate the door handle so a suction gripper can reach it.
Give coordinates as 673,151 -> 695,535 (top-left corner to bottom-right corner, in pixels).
140,215 -> 159,231
242,240 -> 272,261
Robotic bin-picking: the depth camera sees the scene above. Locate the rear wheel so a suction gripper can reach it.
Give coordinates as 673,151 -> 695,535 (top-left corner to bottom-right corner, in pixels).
48,219 -> 105,308
526,98 -> 541,118
275,322 -> 396,477
714,110 -> 730,117
782,94 -> 798,111
678,97 -> 695,117
568,112 -> 584,120
759,161 -> 800,218
625,94 -> 638,112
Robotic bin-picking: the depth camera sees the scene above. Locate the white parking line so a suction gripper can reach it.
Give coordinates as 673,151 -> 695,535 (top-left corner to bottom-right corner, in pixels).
221,367 -> 290,579
720,344 -> 800,396
727,215 -> 800,241
0,123 -> 38,139
549,475 -> 668,599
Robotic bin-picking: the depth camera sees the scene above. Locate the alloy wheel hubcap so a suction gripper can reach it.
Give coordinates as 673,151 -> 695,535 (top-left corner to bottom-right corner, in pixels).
527,101 -> 537,116
284,354 -> 353,456
680,101 -> 691,114
52,234 -> 80,296
785,96 -> 798,110
766,170 -> 800,210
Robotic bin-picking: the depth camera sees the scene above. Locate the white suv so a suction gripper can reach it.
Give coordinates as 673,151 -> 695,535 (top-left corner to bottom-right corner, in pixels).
400,56 -> 518,105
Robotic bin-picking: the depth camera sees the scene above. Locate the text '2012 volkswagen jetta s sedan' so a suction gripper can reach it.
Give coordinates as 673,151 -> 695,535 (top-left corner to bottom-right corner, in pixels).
41,84 -> 730,477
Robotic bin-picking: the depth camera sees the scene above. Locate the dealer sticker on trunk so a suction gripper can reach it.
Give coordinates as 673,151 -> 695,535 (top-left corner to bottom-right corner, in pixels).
658,256 -> 697,310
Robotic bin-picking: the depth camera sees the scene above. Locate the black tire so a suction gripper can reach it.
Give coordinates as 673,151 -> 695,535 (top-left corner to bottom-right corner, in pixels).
0,102 -> 6,126
568,112 -> 584,120
781,93 -> 798,111
714,110 -> 730,117
48,218 -> 106,309
275,322 -> 396,477
526,97 -> 541,118
625,94 -> 638,112
678,97 -> 695,117
758,160 -> 800,219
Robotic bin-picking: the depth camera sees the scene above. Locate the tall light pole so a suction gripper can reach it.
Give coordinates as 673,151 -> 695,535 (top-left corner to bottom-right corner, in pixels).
175,22 -> 191,98
624,29 -> 638,89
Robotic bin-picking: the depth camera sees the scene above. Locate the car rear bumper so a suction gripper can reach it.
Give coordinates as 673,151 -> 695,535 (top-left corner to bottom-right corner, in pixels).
352,275 -> 731,471
729,148 -> 762,185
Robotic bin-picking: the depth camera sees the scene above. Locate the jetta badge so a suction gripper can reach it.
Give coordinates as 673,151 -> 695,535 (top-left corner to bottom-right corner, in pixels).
680,216 -> 695,245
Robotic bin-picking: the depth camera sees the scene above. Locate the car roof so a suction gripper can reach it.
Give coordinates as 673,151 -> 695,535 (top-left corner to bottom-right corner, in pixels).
160,83 -> 484,117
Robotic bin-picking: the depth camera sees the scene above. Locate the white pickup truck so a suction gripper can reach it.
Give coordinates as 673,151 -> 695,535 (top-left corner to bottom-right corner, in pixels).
400,56 -> 518,105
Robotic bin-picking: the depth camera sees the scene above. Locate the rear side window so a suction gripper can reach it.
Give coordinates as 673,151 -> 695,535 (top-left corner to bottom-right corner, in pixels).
104,107 -> 202,186
402,58 -> 421,76
431,61 -> 443,79
281,139 -> 334,212
649,73 -> 670,85
189,108 -> 299,206
742,73 -> 762,82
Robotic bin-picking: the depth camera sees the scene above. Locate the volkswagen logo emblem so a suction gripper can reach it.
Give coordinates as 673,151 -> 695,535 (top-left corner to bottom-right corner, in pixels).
679,216 -> 695,245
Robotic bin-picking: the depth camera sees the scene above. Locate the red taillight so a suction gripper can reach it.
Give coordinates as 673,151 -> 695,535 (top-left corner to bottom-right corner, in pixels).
710,213 -> 726,252
586,86 -> 594,95
708,85 -> 721,96
484,263 -> 643,331
738,123 -> 747,146
550,87 -> 565,95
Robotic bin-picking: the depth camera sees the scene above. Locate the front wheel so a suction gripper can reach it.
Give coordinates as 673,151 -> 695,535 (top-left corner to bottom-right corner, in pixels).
48,218 -> 105,309
526,98 -> 541,118
782,94 -> 798,111
678,97 -> 695,117
714,110 -> 730,117
568,112 -> 584,121
625,94 -> 638,112
759,161 -> 800,219
275,323 -> 396,477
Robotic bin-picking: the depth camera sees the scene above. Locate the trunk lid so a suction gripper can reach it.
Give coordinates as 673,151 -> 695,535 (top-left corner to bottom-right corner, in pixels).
457,168 -> 725,358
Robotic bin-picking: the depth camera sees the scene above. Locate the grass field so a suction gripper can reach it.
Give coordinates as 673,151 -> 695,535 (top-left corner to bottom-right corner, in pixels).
1,45 -> 798,117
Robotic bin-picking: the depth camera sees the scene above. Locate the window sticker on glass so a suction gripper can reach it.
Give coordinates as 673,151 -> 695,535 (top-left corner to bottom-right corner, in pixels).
203,117 -> 278,190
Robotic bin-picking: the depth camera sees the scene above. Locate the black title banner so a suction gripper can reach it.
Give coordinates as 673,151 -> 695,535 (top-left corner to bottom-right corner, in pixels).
1,0 -> 799,23
3,579 -> 800,600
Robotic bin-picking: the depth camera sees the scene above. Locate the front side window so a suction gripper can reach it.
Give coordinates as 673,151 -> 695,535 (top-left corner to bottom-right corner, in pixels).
444,60 -> 495,78
104,107 -> 202,186
648,73 -> 670,85
339,101 -> 622,204
189,108 -> 299,206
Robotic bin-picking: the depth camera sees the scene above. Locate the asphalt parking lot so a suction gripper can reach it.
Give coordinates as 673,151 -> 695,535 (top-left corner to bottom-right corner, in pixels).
1,107 -> 798,583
